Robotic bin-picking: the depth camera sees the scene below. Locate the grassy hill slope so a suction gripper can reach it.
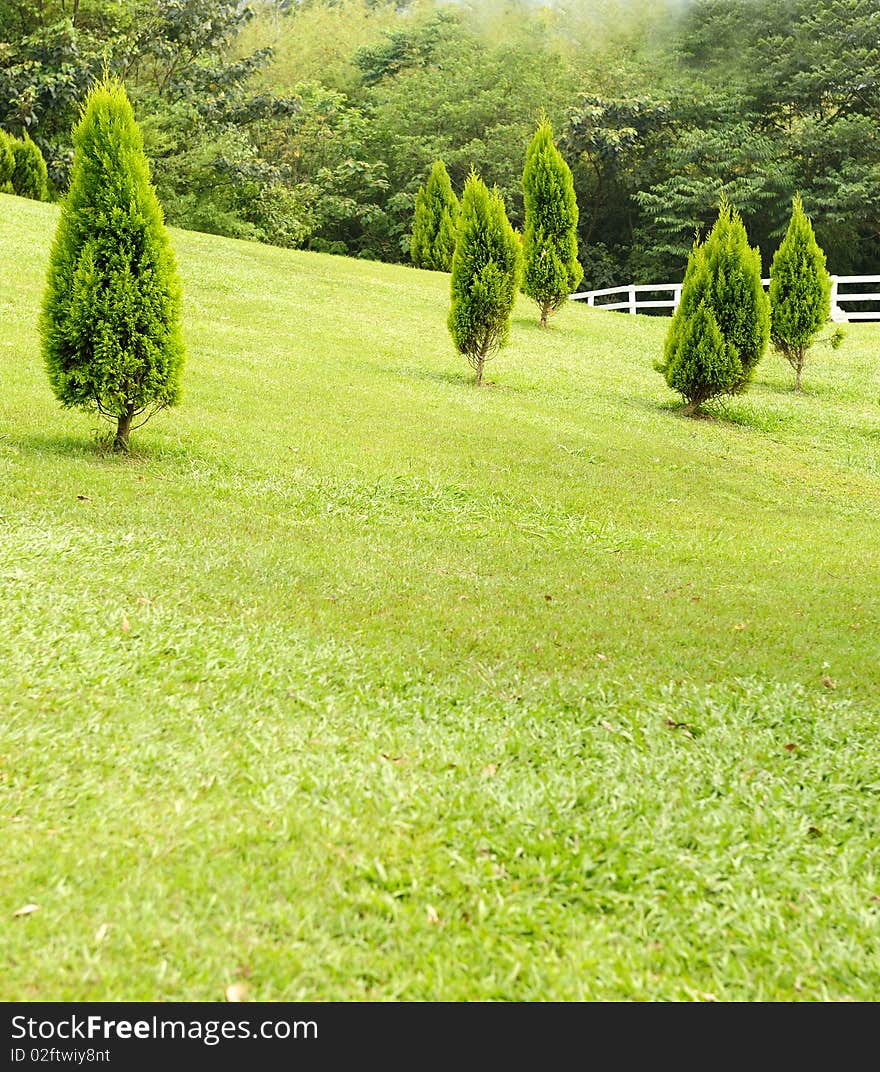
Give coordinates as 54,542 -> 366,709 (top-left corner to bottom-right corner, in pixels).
3,193 -> 880,999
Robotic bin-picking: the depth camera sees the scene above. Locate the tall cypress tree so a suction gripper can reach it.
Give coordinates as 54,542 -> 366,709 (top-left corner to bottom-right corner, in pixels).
447,171 -> 520,386
522,120 -> 583,327
769,195 -> 832,391
41,78 -> 185,452
659,197 -> 769,415
411,160 -> 459,271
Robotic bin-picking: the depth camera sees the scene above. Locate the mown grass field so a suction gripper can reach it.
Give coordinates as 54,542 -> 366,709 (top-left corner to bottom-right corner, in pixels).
2,193 -> 880,1001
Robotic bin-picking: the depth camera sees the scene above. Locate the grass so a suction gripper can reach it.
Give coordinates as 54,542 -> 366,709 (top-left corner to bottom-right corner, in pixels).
3,192 -> 880,1001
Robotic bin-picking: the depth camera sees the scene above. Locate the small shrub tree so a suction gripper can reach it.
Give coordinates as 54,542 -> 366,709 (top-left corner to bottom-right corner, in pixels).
447,171 -> 520,386
41,78 -> 185,453
411,160 -> 459,271
522,119 -> 583,326
0,130 -> 14,193
659,196 -> 769,415
769,195 -> 832,391
664,302 -> 742,416
11,134 -> 49,201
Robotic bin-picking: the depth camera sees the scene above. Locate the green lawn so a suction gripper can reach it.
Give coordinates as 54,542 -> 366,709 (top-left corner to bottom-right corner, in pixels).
3,192 -> 880,1001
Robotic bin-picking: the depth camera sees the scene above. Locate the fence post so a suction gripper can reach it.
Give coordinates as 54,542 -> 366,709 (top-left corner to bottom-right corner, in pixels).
587,294 -> 595,307
628,285 -> 637,315
673,285 -> 682,311
830,275 -> 838,309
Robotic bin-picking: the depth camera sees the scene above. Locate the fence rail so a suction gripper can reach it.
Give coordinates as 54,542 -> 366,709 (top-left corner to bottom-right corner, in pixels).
570,275 -> 880,322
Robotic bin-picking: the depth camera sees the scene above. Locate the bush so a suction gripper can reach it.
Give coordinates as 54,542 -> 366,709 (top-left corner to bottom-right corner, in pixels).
41,78 -> 185,452
447,171 -> 520,385
769,195 -> 832,391
659,197 -> 768,415
663,291 -> 741,415
410,160 -> 459,271
522,119 -> 583,326
11,134 -> 49,200
0,131 -> 14,193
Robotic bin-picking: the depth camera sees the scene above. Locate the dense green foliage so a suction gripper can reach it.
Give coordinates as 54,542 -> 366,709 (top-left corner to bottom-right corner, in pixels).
41,78 -> 184,452
1,0 -> 877,277
0,127 -> 13,192
660,199 -> 769,413
522,120 -> 583,326
10,133 -> 49,200
0,126 -> 49,199
769,196 -> 832,391
661,290 -> 740,415
447,171 -> 520,385
410,160 -> 458,271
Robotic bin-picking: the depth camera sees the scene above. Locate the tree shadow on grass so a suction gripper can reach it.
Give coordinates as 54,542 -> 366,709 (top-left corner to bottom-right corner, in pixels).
390,362 -> 541,397
511,315 -> 553,333
626,395 -> 715,421
391,365 -> 471,388
393,364 -> 509,390
641,390 -> 788,430
10,429 -> 197,467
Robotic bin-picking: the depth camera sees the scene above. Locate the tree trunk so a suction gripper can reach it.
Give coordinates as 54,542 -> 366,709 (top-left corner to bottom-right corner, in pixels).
113,409 -> 134,453
540,303 -> 550,328
681,392 -> 707,418
475,355 -> 485,387
794,358 -> 803,392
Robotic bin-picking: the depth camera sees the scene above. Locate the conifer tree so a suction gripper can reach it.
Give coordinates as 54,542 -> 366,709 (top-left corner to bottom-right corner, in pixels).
41,78 -> 185,452
11,134 -> 49,201
659,196 -> 769,415
769,195 -> 832,391
522,120 -> 583,326
0,131 -> 14,193
411,160 -> 459,271
447,171 -> 520,386
663,300 -> 741,416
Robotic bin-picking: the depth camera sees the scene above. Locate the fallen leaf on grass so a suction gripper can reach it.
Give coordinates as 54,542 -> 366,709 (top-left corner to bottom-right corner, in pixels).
121,616 -> 131,634
664,719 -> 695,739
808,826 -> 823,838
225,983 -> 248,1002
136,596 -> 152,606
601,720 -> 615,733
784,743 -> 798,752
94,923 -> 109,944
426,905 -> 440,925
382,754 -> 406,766
821,675 -> 836,689
13,904 -> 39,917
733,623 -> 746,631
76,494 -> 92,502
482,763 -> 498,776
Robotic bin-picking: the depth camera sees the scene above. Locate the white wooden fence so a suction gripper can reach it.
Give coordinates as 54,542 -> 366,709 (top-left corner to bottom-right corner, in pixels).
570,275 -> 880,322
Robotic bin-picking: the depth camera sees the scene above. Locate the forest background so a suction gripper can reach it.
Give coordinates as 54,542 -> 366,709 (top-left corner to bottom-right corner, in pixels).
1,0 -> 876,287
